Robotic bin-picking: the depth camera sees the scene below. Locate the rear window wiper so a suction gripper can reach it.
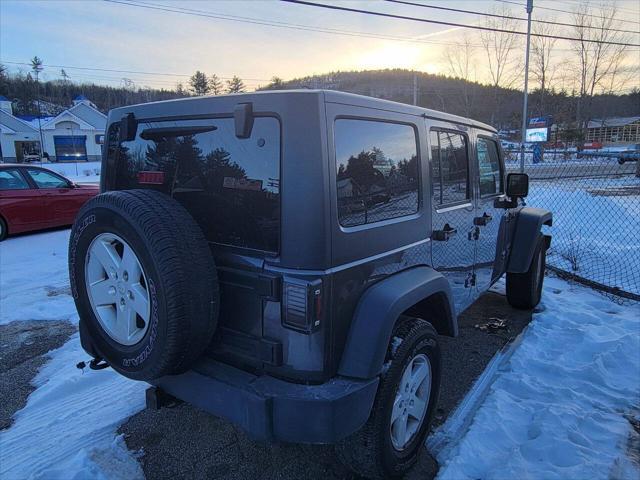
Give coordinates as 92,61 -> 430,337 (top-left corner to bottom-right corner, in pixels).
139,125 -> 217,140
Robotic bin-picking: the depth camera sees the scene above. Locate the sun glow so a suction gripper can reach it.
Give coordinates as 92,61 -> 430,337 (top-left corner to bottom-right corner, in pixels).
355,44 -> 424,70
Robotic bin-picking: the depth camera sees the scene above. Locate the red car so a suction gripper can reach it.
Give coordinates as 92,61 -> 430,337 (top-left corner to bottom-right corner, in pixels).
0,164 -> 99,241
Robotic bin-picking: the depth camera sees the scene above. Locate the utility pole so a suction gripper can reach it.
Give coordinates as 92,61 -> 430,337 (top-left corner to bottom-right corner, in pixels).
412,72 -> 417,106
520,0 -> 533,173
31,58 -> 45,161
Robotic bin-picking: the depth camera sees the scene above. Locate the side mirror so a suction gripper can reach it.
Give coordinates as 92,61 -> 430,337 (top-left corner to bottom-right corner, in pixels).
119,113 -> 137,142
506,173 -> 529,198
234,103 -> 254,139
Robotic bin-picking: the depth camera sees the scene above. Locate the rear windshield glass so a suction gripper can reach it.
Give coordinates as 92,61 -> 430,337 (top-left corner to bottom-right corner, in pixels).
113,117 -> 280,253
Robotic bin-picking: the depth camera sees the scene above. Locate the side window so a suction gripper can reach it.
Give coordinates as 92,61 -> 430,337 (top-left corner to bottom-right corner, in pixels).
335,119 -> 419,227
430,130 -> 470,206
26,169 -> 70,189
0,169 -> 29,190
476,138 -> 503,196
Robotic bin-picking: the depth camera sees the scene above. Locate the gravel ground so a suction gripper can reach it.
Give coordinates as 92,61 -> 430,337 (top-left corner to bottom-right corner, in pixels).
0,320 -> 76,430
119,291 -> 533,480
0,291 -> 532,478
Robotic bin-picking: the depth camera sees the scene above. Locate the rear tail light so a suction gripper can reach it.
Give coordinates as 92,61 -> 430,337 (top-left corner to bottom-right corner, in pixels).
282,279 -> 322,333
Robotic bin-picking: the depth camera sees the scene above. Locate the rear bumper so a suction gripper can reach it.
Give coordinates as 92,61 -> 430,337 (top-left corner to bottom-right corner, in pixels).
151,358 -> 379,443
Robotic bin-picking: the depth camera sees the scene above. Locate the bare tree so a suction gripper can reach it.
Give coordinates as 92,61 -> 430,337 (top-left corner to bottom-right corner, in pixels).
571,1 -> 630,128
443,34 -> 477,117
530,20 -> 558,114
479,5 -> 522,125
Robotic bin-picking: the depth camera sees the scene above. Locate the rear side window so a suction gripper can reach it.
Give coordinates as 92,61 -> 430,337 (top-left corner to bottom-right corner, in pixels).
430,130 -> 470,206
113,117 -> 281,253
0,170 -> 29,190
335,119 -> 419,227
476,137 -> 503,196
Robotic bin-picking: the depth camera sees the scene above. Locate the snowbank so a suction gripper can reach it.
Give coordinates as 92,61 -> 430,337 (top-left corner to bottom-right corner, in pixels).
30,161 -> 101,184
0,230 -> 77,324
433,276 -> 640,480
0,332 -> 146,480
0,229 -> 146,479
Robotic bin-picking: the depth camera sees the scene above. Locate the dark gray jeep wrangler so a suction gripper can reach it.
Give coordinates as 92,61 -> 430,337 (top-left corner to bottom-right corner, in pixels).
69,90 -> 551,478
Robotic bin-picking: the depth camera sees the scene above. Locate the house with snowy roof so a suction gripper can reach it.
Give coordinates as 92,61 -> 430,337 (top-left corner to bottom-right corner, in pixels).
0,95 -> 106,163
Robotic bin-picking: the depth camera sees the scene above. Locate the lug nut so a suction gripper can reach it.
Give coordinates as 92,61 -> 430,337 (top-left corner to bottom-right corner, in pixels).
127,290 -> 134,300
108,286 -> 116,296
123,271 -> 128,282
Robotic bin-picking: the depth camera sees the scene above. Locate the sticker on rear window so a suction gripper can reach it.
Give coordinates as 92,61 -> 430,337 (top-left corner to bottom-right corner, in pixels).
223,177 -> 263,191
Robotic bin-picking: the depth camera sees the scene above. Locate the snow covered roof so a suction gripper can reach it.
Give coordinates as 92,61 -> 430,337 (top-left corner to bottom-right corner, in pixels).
41,110 -> 96,131
587,116 -> 640,128
0,110 -> 38,133
68,102 -> 106,129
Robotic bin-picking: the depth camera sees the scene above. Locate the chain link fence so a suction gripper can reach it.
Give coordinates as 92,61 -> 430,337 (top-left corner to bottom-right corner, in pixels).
505,150 -> 640,303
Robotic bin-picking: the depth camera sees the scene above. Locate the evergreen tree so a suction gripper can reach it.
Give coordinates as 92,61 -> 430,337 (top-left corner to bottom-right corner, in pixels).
208,74 -> 223,95
0,64 -> 8,96
226,76 -> 246,94
269,76 -> 284,89
30,56 -> 43,79
189,71 -> 209,95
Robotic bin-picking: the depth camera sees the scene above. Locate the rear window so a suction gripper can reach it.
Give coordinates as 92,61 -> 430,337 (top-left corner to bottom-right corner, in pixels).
112,117 -> 281,253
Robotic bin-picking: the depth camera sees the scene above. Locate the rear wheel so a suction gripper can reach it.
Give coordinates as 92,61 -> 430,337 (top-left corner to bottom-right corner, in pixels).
336,318 -> 441,479
506,235 -> 547,309
69,189 -> 219,380
0,217 -> 7,241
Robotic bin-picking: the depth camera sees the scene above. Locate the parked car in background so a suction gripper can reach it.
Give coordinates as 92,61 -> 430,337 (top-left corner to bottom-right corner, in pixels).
22,153 -> 41,163
0,164 -> 99,241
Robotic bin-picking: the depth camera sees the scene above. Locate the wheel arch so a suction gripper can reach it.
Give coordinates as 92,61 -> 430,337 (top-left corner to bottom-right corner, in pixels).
507,206 -> 552,274
338,266 -> 456,380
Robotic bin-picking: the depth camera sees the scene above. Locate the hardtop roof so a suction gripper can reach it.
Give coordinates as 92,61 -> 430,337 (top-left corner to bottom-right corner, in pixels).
109,89 -> 496,133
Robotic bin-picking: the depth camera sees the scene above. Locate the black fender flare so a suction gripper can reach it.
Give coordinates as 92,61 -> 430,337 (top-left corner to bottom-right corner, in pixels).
338,266 -> 456,380
507,206 -> 552,274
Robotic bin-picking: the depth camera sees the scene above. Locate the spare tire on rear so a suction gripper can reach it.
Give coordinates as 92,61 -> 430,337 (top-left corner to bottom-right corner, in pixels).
69,189 -> 219,381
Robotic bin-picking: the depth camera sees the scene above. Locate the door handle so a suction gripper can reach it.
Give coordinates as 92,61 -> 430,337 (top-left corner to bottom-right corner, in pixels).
473,212 -> 493,226
432,223 -> 457,241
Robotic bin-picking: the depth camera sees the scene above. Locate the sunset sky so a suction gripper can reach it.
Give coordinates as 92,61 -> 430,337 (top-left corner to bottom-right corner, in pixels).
1,0 -> 639,92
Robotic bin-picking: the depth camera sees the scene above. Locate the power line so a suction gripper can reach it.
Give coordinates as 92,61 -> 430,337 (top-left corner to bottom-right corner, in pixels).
385,0 -> 639,35
496,0 -> 640,26
101,0 -> 639,53
547,0 -> 640,16
103,0 -> 491,49
281,0 -> 640,46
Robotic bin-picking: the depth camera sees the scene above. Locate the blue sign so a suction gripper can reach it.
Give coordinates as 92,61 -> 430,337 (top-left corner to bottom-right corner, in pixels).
529,116 -> 552,128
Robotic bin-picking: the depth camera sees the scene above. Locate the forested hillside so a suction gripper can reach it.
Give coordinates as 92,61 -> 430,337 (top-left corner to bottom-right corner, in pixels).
1,66 -> 637,131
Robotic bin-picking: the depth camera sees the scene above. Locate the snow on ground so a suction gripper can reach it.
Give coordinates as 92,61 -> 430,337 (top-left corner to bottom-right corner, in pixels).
529,176 -> 640,294
28,161 -> 101,184
0,230 -> 76,324
0,229 -> 146,479
432,276 -> 640,480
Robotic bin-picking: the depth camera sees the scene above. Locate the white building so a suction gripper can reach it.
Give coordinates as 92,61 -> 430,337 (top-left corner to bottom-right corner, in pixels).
0,95 -> 106,163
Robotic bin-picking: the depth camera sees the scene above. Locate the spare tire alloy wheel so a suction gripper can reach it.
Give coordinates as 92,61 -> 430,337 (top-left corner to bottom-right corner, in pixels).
85,233 -> 150,346
70,189 -> 219,381
390,353 -> 431,451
